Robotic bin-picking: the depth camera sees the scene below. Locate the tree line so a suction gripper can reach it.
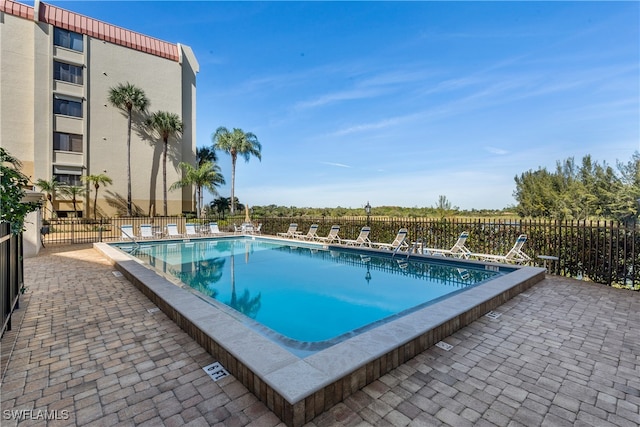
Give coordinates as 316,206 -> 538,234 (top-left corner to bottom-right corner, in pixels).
205,199 -> 513,220
513,152 -> 640,224
207,153 -> 639,223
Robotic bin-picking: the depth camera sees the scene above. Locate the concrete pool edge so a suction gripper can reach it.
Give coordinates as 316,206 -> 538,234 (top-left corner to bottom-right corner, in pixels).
94,241 -> 545,427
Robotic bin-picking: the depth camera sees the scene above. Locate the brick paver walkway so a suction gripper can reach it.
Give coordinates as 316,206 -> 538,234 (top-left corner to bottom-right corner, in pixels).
1,245 -> 639,426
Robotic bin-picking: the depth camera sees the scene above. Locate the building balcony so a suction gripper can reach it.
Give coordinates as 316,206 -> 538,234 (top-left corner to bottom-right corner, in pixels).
54,115 -> 83,134
53,45 -> 84,64
53,150 -> 83,165
53,80 -> 83,98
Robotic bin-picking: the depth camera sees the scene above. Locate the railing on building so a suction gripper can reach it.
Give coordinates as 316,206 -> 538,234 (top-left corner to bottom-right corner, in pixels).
1,222 -> 23,338
40,216 -> 639,289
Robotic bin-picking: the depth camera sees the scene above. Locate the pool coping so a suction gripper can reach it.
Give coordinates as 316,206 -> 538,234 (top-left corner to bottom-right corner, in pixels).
94,237 -> 545,427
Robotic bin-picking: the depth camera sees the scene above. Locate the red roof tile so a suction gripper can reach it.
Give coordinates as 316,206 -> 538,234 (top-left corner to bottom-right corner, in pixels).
0,0 -> 34,20
2,0 -> 180,62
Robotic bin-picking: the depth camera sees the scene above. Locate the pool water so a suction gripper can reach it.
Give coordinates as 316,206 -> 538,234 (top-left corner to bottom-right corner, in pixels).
115,237 -> 504,351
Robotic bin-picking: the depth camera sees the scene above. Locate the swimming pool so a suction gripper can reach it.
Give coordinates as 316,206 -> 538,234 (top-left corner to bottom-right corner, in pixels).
97,236 -> 544,426
112,237 -> 505,354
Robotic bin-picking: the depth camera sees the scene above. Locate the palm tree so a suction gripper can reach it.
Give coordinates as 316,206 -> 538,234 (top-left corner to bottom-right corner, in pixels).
210,197 -> 230,219
146,111 -> 183,216
35,178 -> 60,219
212,127 -> 262,215
107,82 -> 149,216
59,185 -> 87,217
196,146 -> 217,166
170,161 -> 225,218
82,173 -> 113,219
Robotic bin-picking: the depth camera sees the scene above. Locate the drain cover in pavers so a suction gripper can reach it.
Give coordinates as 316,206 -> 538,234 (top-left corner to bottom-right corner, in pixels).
203,362 -> 229,381
147,307 -> 160,313
112,271 -> 123,277
435,341 -> 453,351
485,311 -> 502,319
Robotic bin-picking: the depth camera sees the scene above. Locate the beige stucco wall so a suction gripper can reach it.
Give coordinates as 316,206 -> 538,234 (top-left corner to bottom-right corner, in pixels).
1,8 -> 198,218
32,22 -> 54,192
22,209 -> 42,258
179,44 -> 199,214
86,37 -> 195,217
0,10 -> 36,178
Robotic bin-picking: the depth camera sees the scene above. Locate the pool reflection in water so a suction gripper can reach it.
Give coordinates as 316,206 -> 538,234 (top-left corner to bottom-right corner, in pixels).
117,238 -> 504,351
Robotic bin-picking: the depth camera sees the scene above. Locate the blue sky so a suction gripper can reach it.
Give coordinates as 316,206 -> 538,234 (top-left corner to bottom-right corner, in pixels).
40,1 -> 639,210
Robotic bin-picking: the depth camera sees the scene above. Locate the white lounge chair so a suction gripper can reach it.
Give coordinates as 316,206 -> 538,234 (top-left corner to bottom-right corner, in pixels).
341,226 -> 372,247
421,231 -> 471,258
139,224 -> 154,239
316,225 -> 341,243
166,223 -> 183,238
372,228 -> 409,251
277,223 -> 298,238
294,224 -> 319,240
120,224 -> 135,240
185,223 -> 200,237
209,222 -> 222,235
469,234 -> 531,264
253,223 -> 262,235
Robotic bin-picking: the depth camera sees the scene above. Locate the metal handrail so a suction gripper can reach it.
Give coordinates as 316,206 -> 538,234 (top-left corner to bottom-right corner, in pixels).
407,238 -> 423,258
119,226 -> 141,251
391,235 -> 408,258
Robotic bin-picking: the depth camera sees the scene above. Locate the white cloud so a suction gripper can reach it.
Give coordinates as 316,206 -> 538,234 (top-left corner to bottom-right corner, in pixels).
294,88 -> 385,110
319,162 -> 352,168
484,147 -> 509,155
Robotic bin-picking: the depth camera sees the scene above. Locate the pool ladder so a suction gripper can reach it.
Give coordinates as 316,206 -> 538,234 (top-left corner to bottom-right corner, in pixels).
392,236 -> 423,260
391,235 -> 411,259
119,225 -> 141,253
408,239 -> 423,256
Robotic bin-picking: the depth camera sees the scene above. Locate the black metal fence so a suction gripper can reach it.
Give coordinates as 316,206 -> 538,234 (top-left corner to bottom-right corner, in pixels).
40,216 -> 639,289
1,222 -> 23,338
260,217 -> 639,289
40,217 -> 192,245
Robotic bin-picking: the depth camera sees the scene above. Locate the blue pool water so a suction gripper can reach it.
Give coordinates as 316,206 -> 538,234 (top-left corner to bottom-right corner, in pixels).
114,237 -> 505,352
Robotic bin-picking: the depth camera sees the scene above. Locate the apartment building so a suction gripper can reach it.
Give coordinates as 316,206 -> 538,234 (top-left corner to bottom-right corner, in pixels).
0,0 -> 199,217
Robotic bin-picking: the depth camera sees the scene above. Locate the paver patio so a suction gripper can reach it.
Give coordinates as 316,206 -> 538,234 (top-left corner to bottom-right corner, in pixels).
1,244 -> 639,426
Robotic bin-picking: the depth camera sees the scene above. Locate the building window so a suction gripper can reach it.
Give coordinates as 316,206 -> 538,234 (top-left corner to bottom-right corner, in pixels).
54,61 -> 83,85
54,27 -> 83,52
53,96 -> 82,118
53,165 -> 83,186
54,132 -> 83,153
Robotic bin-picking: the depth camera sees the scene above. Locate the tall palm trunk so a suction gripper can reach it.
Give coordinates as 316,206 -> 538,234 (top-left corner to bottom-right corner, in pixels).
163,138 -> 168,216
47,194 -> 53,220
230,151 -> 237,215
196,185 -> 203,218
126,107 -> 133,216
93,183 -> 99,218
